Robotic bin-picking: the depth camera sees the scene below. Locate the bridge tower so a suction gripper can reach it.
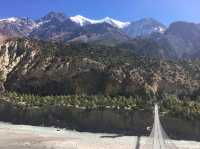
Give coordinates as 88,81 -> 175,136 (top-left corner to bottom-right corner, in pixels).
140,104 -> 178,149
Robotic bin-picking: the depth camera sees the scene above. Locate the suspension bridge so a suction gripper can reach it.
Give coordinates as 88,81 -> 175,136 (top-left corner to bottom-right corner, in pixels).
140,104 -> 178,149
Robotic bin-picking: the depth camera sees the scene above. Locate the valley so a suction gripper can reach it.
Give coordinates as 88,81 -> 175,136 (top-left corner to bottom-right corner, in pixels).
1,11 -> 200,148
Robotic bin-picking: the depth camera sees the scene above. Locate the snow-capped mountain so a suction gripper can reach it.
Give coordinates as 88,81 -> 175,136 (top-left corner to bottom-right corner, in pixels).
124,18 -> 166,37
0,12 -> 166,44
70,15 -> 130,29
0,17 -> 38,42
0,17 -> 38,29
2,12 -> 200,59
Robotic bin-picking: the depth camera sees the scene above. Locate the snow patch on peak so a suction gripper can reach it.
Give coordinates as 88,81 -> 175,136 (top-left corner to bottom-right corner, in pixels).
152,26 -> 165,34
70,15 -> 93,26
0,17 -> 19,23
101,17 -> 130,29
158,27 -> 165,33
70,15 -> 130,29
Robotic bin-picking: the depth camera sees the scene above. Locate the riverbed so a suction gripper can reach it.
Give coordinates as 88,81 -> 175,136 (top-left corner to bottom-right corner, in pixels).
0,122 -> 199,149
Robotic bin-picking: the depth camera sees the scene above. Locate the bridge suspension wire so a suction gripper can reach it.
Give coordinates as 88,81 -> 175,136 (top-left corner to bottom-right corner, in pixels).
140,104 -> 178,149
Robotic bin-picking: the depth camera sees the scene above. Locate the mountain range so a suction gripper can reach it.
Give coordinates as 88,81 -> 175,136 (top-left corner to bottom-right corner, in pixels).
1,11 -> 200,59
0,12 -> 165,42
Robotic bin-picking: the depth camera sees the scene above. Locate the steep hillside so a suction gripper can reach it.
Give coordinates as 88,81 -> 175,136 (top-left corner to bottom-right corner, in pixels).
149,22 -> 200,58
0,38 -> 200,100
117,37 -> 177,59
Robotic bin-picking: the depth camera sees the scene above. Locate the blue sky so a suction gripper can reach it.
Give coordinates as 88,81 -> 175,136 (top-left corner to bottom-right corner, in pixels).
0,0 -> 200,25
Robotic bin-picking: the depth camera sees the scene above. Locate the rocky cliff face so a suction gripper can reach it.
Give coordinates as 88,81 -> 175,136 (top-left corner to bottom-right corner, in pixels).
0,38 -> 200,98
